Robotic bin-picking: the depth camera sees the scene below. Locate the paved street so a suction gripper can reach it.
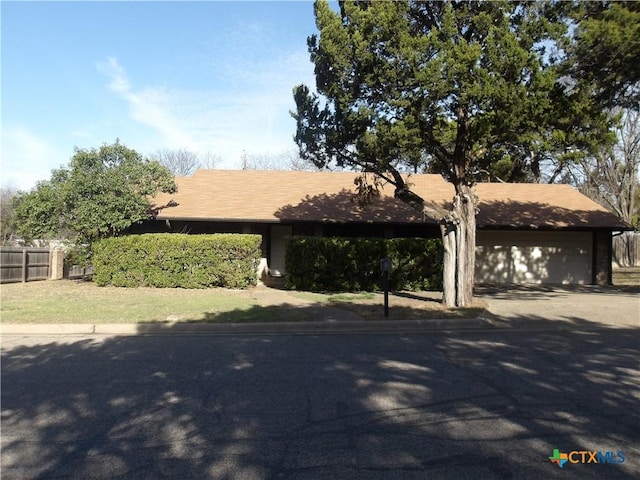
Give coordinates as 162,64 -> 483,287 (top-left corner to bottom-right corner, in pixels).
2,326 -> 639,479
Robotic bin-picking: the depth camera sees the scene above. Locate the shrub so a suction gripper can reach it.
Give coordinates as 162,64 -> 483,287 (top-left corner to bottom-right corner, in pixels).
284,236 -> 443,292
92,233 -> 262,288
63,243 -> 92,269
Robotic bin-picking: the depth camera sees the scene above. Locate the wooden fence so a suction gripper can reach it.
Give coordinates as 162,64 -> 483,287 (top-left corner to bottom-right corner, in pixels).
613,232 -> 640,267
66,264 -> 94,279
0,247 -> 51,283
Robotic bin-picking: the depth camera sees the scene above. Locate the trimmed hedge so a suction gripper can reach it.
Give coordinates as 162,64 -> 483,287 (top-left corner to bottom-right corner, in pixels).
92,233 -> 262,288
284,236 -> 443,292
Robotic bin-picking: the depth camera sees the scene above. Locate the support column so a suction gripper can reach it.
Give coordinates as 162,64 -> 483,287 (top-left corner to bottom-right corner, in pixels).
50,248 -> 65,280
593,230 -> 612,286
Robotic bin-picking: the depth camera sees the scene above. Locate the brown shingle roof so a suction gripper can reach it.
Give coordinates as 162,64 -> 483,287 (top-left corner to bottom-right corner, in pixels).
473,183 -> 630,229
150,169 -> 630,230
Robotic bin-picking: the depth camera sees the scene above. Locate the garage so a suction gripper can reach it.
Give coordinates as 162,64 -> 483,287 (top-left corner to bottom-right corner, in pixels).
475,230 -> 593,284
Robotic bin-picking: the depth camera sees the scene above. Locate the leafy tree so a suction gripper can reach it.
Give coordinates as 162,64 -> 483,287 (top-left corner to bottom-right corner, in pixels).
1,185 -> 19,244
13,141 -> 176,244
557,1 -> 640,249
564,1 -> 640,111
292,1 -> 612,306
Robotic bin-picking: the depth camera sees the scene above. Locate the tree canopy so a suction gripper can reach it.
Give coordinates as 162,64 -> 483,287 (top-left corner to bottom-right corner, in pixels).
294,1 -> 614,189
565,1 -> 640,111
13,141 -> 176,244
149,148 -> 221,176
292,0 -> 617,306
559,1 -> 640,235
1,185 -> 18,244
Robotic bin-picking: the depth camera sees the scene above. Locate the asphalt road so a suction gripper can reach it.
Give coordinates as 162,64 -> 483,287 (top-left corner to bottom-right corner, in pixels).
2,328 -> 639,480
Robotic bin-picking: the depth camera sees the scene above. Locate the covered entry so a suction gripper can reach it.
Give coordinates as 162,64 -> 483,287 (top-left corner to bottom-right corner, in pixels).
269,225 -> 292,277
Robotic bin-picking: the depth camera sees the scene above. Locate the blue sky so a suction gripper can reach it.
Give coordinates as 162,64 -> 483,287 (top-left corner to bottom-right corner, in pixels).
1,1 -> 322,190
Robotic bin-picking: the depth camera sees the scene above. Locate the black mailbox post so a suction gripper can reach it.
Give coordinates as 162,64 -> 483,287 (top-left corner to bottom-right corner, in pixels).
380,258 -> 392,318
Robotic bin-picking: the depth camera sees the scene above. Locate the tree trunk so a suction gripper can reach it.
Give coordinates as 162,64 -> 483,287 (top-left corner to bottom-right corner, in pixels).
456,186 -> 477,306
440,186 -> 478,307
388,167 -> 478,308
441,221 -> 457,307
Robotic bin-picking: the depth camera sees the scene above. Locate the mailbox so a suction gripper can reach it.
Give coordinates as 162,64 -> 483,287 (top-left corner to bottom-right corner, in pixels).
380,257 -> 392,273
380,258 -> 392,318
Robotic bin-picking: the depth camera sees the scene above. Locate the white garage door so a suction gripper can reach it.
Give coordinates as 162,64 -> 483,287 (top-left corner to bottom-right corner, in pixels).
475,231 -> 593,284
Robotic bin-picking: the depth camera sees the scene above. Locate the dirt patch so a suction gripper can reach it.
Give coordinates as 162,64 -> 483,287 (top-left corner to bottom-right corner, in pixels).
332,291 -> 487,321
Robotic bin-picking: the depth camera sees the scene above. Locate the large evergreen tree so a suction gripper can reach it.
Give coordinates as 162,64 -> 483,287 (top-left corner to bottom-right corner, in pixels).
560,1 -> 639,240
565,1 -> 640,111
293,0 -> 612,306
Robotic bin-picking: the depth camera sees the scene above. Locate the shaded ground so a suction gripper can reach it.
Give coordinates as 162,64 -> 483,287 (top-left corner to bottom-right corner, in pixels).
2,327 -> 638,479
287,289 -> 485,321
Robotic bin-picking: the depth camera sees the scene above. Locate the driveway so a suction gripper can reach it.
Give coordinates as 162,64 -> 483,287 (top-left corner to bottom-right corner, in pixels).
477,285 -> 640,329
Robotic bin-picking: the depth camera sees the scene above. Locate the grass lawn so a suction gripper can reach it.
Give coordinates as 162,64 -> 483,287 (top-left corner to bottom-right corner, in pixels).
5,269 -> 634,325
0,280 -> 309,324
0,280 -> 485,324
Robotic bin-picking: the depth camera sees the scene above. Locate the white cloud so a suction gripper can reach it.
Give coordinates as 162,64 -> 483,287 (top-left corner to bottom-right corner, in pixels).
96,51 -> 314,169
96,57 -> 198,150
0,127 -> 65,190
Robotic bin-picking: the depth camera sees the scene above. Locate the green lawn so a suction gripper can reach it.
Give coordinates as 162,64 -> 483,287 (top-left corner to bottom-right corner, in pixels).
6,270 -> 632,325
0,280 -> 484,324
0,280 -> 308,324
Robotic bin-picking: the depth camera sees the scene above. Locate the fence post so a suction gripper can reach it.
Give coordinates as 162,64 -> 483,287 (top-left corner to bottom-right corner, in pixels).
50,248 -> 64,280
21,248 -> 27,283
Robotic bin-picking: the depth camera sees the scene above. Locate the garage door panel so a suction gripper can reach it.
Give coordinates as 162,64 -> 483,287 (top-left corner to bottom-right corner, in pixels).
475,231 -> 592,284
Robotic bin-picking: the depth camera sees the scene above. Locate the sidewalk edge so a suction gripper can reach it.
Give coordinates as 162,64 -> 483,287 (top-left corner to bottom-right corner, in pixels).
1,317 -> 492,335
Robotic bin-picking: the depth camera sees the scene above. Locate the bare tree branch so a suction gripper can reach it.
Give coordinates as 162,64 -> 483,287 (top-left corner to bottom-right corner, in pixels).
577,109 -> 640,226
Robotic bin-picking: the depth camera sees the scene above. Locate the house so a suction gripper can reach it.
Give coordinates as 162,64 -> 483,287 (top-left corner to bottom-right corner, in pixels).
146,169 -> 632,286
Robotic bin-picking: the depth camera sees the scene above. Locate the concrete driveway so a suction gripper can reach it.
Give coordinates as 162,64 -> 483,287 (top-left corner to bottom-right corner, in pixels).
477,285 -> 640,329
